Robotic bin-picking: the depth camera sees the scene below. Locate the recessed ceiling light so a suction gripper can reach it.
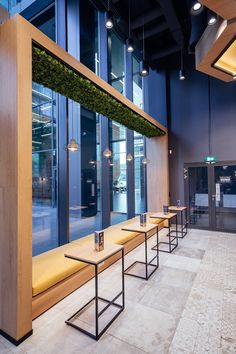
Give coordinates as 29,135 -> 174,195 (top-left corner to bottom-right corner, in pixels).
190,1 -> 204,15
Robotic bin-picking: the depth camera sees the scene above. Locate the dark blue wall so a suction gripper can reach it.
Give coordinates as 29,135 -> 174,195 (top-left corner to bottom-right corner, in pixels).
168,57 -> 236,203
144,68 -> 167,127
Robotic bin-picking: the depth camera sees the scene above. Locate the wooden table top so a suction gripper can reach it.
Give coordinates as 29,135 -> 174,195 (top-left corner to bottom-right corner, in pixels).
169,206 -> 187,211
150,212 -> 177,219
121,222 -> 158,233
64,242 -> 123,265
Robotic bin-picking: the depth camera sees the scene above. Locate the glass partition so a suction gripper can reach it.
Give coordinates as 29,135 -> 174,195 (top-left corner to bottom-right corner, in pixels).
108,32 -> 125,94
110,121 -> 128,225
32,83 -> 58,256
134,134 -> 146,214
133,56 -> 143,109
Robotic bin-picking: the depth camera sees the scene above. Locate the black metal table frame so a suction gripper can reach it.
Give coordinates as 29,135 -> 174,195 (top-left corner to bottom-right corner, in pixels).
65,248 -> 124,341
123,226 -> 159,280
170,208 -> 188,238
151,215 -> 178,253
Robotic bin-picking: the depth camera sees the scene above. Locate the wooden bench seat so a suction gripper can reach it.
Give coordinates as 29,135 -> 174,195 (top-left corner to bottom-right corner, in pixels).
32,217 -> 164,319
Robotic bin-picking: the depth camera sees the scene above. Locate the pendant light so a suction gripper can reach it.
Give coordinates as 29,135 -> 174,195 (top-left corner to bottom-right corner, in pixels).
204,76 -> 216,164
67,101 -> 79,152
140,25 -> 149,77
103,147 -> 112,158
105,0 -> 114,29
127,153 -> 133,162
179,49 -> 186,80
142,157 -> 150,165
126,0 -> 134,53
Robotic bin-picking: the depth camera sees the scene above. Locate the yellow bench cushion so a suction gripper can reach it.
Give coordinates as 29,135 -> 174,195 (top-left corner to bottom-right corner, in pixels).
72,227 -> 139,246
32,243 -> 87,297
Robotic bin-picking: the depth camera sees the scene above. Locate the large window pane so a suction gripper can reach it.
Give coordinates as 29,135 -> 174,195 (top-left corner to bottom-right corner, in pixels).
110,121 -> 127,225
80,0 -> 99,74
31,5 -> 55,42
134,136 -> 146,214
109,32 -> 125,94
32,83 -> 58,256
133,56 -> 143,109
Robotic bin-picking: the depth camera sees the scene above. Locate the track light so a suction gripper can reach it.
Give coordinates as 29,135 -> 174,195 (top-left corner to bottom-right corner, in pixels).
190,1 -> 203,15
207,11 -> 217,25
105,10 -> 114,29
126,38 -> 134,53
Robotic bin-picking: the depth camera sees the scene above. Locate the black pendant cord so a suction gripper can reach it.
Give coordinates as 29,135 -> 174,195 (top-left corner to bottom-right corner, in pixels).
143,25 -> 145,61
128,0 -> 131,37
108,0 -> 110,11
208,75 -> 212,157
181,49 -> 183,71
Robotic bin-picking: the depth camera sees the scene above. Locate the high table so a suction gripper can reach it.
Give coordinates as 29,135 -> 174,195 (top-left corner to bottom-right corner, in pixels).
64,243 -> 124,340
169,206 -> 188,238
122,222 -> 159,280
150,212 -> 178,253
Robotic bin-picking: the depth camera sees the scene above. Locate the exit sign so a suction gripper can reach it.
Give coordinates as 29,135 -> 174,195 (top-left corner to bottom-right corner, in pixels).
204,156 -> 216,164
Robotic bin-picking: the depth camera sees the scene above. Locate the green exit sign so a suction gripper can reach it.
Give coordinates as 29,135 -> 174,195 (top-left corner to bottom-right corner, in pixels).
204,156 -> 216,164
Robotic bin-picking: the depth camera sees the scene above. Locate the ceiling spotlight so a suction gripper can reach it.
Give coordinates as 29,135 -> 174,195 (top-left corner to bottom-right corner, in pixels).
105,10 -> 114,29
208,11 -> 217,25
126,38 -> 134,53
190,1 -> 203,15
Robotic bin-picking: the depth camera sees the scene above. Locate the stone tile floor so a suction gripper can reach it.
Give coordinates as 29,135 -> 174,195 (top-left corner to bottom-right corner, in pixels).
1,228 -> 236,353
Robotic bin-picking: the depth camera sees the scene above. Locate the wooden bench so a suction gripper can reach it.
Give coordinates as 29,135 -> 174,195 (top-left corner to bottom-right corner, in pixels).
32,216 -> 164,319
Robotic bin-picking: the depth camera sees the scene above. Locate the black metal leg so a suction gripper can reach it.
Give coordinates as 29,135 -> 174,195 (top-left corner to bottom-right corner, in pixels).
95,264 -> 98,339
145,232 -> 148,280
168,220 -> 171,253
175,215 -> 178,246
156,227 -> 159,267
65,249 -> 124,341
122,248 -> 125,309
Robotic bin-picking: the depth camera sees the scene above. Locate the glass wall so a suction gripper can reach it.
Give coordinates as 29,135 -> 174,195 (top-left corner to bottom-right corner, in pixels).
133,56 -> 143,109
134,134 -> 146,214
108,32 -> 125,94
32,83 -> 58,256
110,122 -> 128,224
69,0 -> 101,241
32,6 -> 57,256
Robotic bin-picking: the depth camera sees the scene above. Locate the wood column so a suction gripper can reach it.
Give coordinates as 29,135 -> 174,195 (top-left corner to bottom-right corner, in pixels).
0,16 -> 32,343
146,134 -> 169,211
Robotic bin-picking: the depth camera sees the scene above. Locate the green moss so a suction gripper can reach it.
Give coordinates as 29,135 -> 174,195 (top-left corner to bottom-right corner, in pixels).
32,46 -> 165,138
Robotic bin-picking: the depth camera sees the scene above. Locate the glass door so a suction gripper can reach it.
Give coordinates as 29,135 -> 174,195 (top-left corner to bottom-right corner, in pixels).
186,165 -> 210,229
185,162 -> 236,232
212,164 -> 236,232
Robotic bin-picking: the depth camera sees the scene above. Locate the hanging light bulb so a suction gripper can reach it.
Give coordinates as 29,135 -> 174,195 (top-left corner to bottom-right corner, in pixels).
105,0 -> 114,29
126,0 -> 134,53
140,25 -> 149,77
127,38 -> 134,53
67,101 -> 79,152
67,138 -> 79,152
179,49 -> 186,80
142,157 -> 150,165
127,153 -> 133,162
103,147 -> 112,158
